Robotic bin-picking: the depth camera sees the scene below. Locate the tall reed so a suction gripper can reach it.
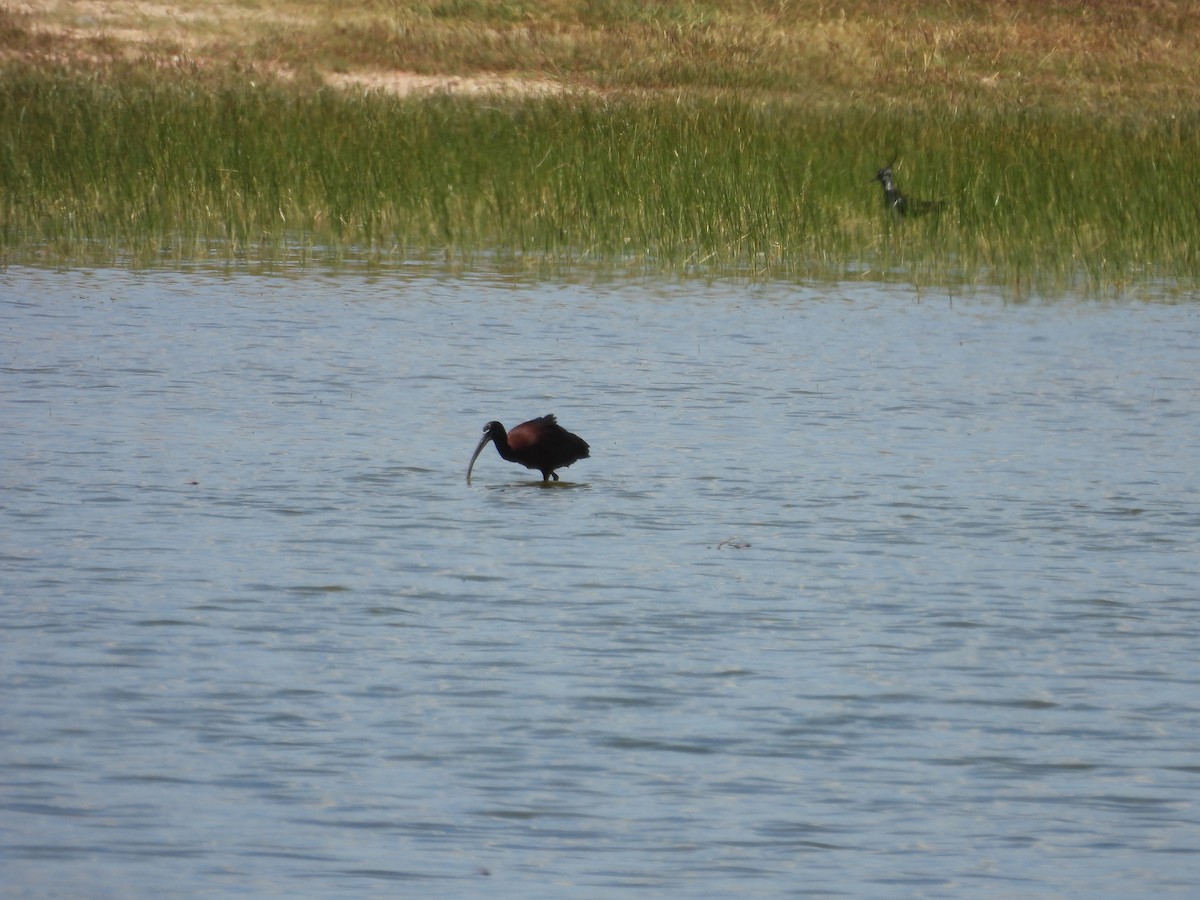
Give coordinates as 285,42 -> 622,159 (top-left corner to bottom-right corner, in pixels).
3,66 -> 1199,290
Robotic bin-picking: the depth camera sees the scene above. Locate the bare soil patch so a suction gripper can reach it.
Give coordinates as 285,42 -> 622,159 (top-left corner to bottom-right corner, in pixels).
5,0 -> 572,96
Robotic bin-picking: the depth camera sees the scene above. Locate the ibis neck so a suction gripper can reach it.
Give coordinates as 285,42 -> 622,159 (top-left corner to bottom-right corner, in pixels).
492,435 -> 518,462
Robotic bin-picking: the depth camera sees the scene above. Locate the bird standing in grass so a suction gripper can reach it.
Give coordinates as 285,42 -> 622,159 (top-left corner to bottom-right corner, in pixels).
874,160 -> 944,217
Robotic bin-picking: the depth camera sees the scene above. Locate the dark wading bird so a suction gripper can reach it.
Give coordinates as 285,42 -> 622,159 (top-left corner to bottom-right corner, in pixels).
874,159 -> 944,217
466,414 -> 590,484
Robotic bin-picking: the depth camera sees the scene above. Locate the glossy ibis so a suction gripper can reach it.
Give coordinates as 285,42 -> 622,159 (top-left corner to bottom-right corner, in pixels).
874,159 -> 943,217
466,414 -> 590,483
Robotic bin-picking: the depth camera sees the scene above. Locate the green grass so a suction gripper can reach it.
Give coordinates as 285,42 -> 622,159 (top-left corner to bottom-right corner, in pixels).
3,64 -> 1200,291
4,1 -> 1200,290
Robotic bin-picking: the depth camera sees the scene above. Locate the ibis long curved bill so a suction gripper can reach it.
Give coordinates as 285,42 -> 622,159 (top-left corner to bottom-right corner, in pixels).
465,414 -> 590,484
465,427 -> 496,484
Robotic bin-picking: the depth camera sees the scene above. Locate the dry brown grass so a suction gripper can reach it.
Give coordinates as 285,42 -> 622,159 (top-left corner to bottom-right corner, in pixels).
3,0 -> 1200,111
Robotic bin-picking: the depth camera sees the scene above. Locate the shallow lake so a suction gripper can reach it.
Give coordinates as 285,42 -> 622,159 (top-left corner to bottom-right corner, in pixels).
3,266 -> 1199,897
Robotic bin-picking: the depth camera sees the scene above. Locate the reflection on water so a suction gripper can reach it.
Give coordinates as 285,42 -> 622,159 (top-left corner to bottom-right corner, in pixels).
3,266 -> 1199,897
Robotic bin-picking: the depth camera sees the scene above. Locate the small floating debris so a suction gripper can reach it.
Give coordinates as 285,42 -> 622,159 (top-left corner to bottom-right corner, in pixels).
716,537 -> 750,550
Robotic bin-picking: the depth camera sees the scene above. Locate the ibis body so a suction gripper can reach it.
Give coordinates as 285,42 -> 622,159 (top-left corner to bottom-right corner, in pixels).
466,414 -> 590,483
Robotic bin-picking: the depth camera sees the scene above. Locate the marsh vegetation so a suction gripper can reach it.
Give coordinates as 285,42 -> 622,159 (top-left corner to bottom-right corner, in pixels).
3,1 -> 1199,290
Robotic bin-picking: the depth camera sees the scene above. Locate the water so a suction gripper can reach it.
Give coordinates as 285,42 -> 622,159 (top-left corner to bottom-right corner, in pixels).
2,266 -> 1199,897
